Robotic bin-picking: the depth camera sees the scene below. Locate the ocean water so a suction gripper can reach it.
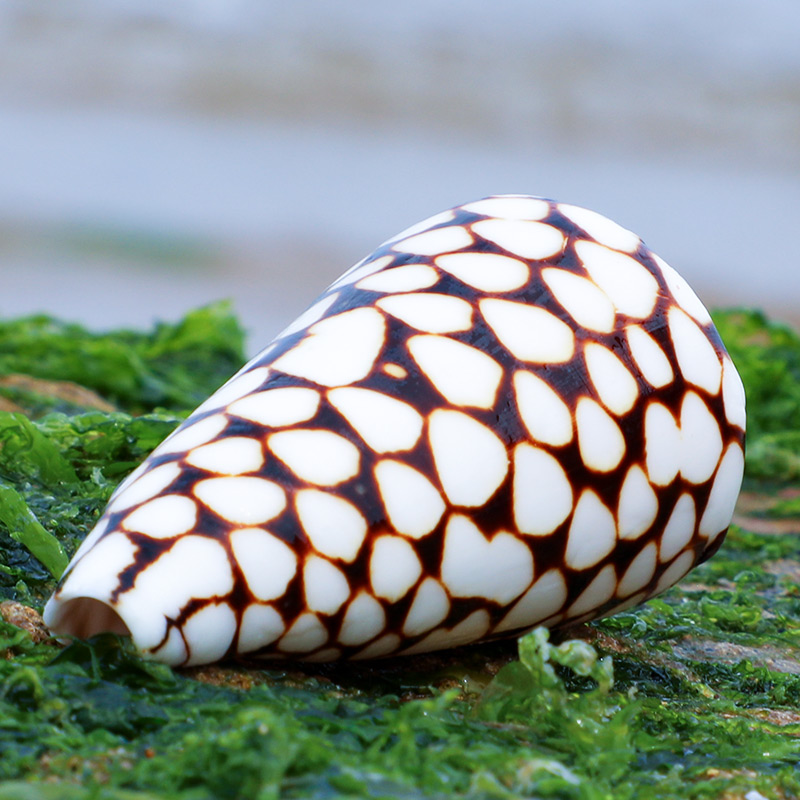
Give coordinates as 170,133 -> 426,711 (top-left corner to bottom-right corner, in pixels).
0,1 -> 798,351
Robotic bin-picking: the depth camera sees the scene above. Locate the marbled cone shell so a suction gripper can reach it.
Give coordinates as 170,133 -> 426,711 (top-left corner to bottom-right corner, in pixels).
44,195 -> 746,667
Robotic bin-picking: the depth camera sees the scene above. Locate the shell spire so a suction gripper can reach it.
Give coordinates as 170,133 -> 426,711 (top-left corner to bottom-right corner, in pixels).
44,195 -> 746,667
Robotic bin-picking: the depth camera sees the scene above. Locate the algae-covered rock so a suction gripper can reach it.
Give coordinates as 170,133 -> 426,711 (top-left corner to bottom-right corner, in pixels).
0,304 -> 799,800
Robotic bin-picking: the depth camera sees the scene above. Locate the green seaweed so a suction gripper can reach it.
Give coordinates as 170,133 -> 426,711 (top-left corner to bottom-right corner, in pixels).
0,302 -> 245,414
0,482 -> 67,579
1,305 -> 799,799
714,308 -> 800,481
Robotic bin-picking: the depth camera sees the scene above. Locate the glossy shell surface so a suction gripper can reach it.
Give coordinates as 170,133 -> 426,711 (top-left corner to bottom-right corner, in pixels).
44,195 -> 746,666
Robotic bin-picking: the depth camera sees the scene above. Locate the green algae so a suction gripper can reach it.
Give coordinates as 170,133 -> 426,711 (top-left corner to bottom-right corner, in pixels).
1,305 -> 799,799
714,309 -> 800,483
0,302 -> 245,414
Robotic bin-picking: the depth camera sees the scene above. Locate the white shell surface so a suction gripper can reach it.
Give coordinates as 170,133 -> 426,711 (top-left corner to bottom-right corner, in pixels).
44,195 -> 745,666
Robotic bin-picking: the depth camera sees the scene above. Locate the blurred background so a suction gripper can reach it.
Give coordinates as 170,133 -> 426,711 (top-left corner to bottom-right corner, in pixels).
1,0 -> 798,354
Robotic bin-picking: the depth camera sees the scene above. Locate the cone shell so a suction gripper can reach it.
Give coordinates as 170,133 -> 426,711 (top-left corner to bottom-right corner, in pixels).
44,195 -> 746,667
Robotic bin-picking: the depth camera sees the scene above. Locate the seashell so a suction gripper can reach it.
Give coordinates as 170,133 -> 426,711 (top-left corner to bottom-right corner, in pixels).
44,195 -> 746,667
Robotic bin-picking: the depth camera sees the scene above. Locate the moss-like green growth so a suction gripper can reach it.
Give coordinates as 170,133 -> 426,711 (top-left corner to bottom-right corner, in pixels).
0,302 -> 245,414
1,305 -> 799,799
714,309 -> 800,482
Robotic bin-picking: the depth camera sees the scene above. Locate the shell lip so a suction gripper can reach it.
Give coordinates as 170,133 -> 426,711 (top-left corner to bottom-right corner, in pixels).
44,590 -> 133,646
44,582 -> 191,667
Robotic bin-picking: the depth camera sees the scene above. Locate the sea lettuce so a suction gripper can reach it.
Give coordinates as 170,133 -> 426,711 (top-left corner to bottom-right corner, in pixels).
0,305 -> 799,799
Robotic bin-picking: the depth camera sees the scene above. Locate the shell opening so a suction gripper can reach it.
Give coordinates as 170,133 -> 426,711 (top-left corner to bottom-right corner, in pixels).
46,597 -> 131,641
